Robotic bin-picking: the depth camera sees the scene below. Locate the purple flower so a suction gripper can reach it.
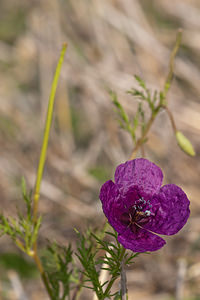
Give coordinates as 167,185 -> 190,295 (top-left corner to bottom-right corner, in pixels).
99,158 -> 190,252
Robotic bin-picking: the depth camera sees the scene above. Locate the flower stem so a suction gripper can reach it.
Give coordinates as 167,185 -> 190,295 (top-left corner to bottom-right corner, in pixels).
33,43 -> 67,223
130,29 -> 182,158
130,112 -> 157,159
32,250 -> 53,298
163,29 -> 182,101
103,247 -> 126,298
121,260 -> 128,300
31,43 -> 67,299
164,105 -> 177,133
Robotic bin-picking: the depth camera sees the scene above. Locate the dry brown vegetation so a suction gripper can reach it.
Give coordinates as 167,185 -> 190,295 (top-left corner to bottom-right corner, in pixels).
0,0 -> 200,299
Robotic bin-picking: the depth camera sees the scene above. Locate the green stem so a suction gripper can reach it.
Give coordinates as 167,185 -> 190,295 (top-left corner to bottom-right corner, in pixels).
130,30 -> 182,158
103,247 -> 126,298
31,43 -> 67,299
33,250 -> 54,298
163,29 -> 182,100
119,247 -> 126,260
163,105 -> 177,133
33,43 -> 67,222
130,111 -> 158,159
121,259 -> 128,300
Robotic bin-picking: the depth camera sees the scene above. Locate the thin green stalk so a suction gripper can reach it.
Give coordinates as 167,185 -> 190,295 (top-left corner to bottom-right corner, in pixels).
163,105 -> 177,133
119,247 -> 126,262
103,247 -> 126,298
121,260 -> 128,300
163,29 -> 182,100
31,43 -> 67,299
130,111 -> 157,159
130,30 -> 182,159
33,43 -> 67,222
32,250 -> 54,298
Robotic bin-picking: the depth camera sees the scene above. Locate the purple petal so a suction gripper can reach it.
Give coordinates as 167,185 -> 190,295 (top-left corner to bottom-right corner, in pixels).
99,180 -> 127,234
118,227 -> 166,252
115,158 -> 163,195
99,180 -> 115,219
143,184 -> 190,235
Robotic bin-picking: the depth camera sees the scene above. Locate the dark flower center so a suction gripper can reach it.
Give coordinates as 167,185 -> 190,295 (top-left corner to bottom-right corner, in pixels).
120,197 -> 152,233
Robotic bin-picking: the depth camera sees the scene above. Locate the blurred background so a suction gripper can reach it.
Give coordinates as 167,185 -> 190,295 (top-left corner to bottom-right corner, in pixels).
0,0 -> 200,299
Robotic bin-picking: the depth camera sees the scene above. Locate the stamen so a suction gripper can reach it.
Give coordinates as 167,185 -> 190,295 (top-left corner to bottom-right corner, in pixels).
139,197 -> 146,204
120,197 -> 153,233
145,210 -> 151,216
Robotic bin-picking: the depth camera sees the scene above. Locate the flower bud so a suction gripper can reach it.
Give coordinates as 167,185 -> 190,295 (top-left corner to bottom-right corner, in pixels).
176,131 -> 195,156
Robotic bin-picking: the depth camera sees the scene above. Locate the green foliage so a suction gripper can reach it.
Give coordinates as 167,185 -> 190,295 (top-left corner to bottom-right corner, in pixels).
128,75 -> 159,111
76,229 -> 104,299
42,241 -> 75,300
111,74 -> 196,156
0,177 -> 41,254
76,229 -> 139,299
94,230 -> 139,277
111,75 -> 163,146
110,90 -> 138,142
